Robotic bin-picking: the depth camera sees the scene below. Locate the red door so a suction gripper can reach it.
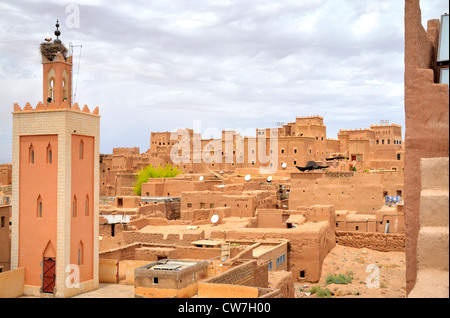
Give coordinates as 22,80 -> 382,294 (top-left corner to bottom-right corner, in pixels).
42,257 -> 56,293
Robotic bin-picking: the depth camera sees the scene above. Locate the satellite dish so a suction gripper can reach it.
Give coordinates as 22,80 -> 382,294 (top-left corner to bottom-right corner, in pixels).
221,256 -> 228,262
267,176 -> 272,182
281,163 -> 287,169
217,184 -> 225,188
199,176 -> 204,181
211,214 -> 219,224
244,174 -> 251,181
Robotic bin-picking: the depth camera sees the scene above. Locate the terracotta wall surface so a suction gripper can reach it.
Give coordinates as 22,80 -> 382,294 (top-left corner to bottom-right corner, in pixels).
18,135 -> 58,287
404,0 -> 449,293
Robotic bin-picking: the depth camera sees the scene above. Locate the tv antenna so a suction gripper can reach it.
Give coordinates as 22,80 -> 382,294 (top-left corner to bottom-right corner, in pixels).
69,42 -> 83,105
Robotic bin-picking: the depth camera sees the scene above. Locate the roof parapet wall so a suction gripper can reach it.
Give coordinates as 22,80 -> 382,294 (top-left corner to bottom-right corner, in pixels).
295,115 -> 324,119
370,123 -> 402,128
13,101 -> 99,116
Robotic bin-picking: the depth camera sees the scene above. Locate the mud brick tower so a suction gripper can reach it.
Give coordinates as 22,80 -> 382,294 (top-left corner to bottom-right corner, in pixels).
11,21 -> 100,297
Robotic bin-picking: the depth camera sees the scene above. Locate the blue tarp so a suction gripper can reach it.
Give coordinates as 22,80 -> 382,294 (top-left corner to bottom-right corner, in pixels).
385,196 -> 401,206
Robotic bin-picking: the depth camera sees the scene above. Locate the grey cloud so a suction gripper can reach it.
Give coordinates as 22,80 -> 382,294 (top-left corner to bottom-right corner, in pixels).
0,0 -> 448,162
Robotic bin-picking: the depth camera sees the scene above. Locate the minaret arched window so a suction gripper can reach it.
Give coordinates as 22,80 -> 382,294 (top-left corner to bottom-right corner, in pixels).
79,140 -> 84,159
37,195 -> 43,218
62,70 -> 68,102
63,78 -> 67,101
72,195 -> 77,217
49,78 -> 55,102
29,144 -> 35,164
47,143 -> 53,164
85,195 -> 89,216
78,241 -> 84,265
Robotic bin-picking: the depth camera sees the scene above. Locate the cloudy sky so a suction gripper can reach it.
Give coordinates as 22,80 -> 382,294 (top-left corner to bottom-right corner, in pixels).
0,0 -> 448,163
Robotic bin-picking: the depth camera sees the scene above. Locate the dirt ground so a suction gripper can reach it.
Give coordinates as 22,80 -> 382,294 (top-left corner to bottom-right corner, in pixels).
294,244 -> 406,298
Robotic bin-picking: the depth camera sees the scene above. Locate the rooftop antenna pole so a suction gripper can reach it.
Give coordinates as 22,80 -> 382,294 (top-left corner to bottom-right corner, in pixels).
69,42 -> 83,105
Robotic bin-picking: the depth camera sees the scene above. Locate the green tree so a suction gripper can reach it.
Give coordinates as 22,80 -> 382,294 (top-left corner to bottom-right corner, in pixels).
133,164 -> 182,196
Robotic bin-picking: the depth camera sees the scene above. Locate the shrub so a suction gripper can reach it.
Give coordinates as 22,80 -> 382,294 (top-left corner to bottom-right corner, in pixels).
133,164 -> 182,196
325,272 -> 354,286
308,285 -> 332,298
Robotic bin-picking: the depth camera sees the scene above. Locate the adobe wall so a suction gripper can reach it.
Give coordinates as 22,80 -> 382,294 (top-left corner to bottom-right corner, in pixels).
199,259 -> 268,290
99,259 -> 118,283
210,218 -> 335,283
268,271 -> 294,298
404,0 -> 449,293
335,231 -> 405,252
115,196 -> 140,208
0,267 -> 24,298
256,209 -> 285,228
0,164 -> 12,185
122,230 -> 205,247
141,178 -> 224,197
180,207 -> 232,222
252,241 -> 289,272
289,171 -> 403,213
335,206 -> 404,234
135,260 -> 209,298
0,205 -> 11,271
135,245 -> 245,263
99,241 -> 248,266
181,191 -> 257,218
136,200 -> 180,220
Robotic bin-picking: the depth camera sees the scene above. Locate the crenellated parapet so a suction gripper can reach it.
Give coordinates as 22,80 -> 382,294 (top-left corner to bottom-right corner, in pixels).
295,115 -> 324,120
338,128 -> 375,134
370,123 -> 402,128
13,101 -> 99,116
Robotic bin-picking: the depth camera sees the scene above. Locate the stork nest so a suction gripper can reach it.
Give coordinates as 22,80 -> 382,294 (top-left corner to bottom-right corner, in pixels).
40,42 -> 68,61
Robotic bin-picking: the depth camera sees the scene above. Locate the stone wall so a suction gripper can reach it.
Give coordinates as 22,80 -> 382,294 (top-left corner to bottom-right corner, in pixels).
335,231 -> 405,252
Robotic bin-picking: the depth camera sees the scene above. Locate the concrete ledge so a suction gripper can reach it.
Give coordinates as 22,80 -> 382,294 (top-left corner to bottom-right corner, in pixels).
417,226 -> 449,271
420,190 -> 449,227
420,157 -> 449,191
408,269 -> 449,298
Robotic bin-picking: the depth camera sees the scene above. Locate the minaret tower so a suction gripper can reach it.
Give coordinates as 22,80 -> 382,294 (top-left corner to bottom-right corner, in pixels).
11,21 -> 100,298
41,20 -> 72,106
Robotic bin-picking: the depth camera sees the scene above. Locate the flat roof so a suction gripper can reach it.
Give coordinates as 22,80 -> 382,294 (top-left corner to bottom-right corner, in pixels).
146,260 -> 199,272
191,240 -> 225,246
